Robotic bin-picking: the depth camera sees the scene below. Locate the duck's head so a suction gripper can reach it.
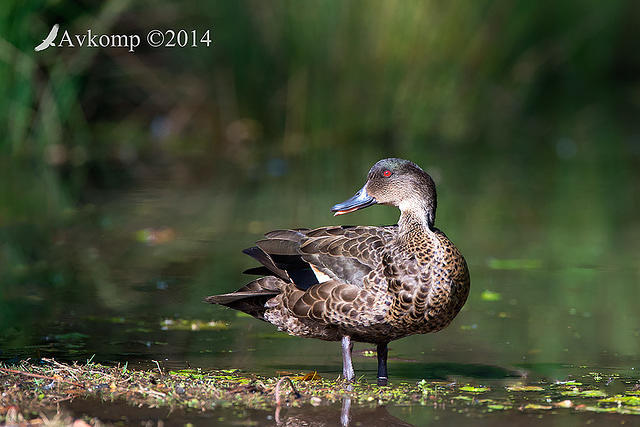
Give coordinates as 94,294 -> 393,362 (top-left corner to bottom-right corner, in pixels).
331,158 -> 437,227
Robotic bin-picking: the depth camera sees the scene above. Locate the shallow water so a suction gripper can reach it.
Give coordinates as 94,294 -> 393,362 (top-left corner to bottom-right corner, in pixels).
60,392 -> 640,427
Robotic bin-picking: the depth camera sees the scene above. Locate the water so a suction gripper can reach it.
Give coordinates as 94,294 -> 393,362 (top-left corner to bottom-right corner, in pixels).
59,393 -> 640,427
1,158 -> 639,424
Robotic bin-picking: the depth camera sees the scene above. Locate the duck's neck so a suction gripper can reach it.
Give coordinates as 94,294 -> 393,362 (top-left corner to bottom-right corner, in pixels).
398,200 -> 436,237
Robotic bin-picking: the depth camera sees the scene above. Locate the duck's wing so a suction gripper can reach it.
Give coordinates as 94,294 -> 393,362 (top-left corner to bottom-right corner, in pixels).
299,226 -> 397,287
253,225 -> 397,289
212,226 -> 396,327
273,278 -> 364,325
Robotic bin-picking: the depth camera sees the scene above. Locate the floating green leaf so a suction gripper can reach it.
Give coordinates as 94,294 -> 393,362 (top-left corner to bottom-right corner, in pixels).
561,389 -> 606,398
480,290 -> 502,301
600,395 -> 640,406
521,404 -> 552,410
507,385 -> 544,392
460,385 -> 490,393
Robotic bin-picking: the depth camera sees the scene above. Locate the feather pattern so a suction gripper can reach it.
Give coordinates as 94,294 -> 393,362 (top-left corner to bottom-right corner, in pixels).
205,158 -> 471,382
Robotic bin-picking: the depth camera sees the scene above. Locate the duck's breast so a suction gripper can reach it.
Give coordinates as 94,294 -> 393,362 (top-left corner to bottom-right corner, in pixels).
384,230 -> 470,335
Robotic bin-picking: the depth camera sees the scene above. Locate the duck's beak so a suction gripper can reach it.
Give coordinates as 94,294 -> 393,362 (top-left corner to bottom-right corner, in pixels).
331,185 -> 377,216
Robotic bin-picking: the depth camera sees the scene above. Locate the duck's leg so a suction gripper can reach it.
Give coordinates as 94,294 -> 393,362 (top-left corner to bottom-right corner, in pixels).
376,342 -> 388,386
341,336 -> 354,382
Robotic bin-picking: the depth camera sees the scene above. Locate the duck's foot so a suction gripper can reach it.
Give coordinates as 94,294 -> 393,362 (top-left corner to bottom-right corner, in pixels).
376,342 -> 388,386
341,336 -> 354,382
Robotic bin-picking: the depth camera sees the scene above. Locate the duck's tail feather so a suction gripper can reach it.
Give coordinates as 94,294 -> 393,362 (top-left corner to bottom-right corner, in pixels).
204,291 -> 278,305
204,276 -> 282,320
242,246 -> 290,281
242,266 -> 273,276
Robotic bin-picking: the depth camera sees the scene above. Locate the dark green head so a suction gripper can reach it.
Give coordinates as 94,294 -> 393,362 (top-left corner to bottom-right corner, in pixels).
331,158 -> 437,227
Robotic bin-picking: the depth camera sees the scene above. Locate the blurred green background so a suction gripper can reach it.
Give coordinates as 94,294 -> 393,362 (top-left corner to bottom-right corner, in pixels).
1,0 -> 639,380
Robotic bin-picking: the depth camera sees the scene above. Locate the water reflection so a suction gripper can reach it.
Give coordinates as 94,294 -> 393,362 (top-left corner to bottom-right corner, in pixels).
65,395 -> 417,426
341,394 -> 351,427
274,396 -> 414,427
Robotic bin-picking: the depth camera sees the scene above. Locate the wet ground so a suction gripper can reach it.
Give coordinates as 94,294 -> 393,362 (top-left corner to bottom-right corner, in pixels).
2,358 -> 640,426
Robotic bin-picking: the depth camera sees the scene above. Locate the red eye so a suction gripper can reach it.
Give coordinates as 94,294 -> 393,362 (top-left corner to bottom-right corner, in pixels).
383,169 -> 392,177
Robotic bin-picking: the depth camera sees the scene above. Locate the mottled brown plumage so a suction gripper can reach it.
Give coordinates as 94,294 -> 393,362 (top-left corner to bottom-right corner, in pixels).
206,158 -> 470,384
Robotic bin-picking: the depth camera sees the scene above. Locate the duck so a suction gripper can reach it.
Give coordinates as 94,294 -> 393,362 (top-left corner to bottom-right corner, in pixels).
205,158 -> 470,385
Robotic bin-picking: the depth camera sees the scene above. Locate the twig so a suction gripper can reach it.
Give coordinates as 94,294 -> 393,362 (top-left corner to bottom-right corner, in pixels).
42,358 -> 80,371
274,376 -> 301,406
0,367 -> 84,388
136,386 -> 167,399
41,358 -> 84,382
152,360 -> 163,376
53,395 -> 75,403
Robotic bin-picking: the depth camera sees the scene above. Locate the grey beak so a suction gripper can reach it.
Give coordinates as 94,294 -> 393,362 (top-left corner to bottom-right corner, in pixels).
331,185 -> 377,216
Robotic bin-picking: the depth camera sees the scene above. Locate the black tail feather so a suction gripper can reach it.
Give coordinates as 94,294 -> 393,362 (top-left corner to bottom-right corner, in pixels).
204,291 -> 278,305
243,266 -> 273,276
205,277 -> 282,320
242,246 -> 290,281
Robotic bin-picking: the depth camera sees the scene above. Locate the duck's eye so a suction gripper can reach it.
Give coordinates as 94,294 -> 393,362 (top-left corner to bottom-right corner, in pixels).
383,169 -> 392,177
